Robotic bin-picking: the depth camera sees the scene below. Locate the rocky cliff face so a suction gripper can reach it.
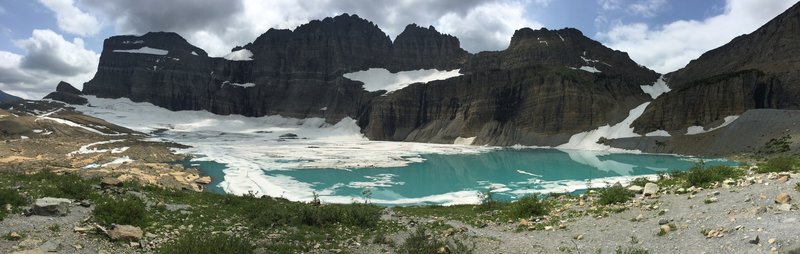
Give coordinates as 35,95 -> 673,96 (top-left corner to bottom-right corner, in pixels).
83,14 -> 467,123
360,28 -> 659,145
83,14 -> 659,146
632,2 -> 800,133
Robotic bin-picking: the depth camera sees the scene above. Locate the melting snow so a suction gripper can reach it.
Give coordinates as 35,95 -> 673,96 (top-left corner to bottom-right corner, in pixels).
221,81 -> 256,88
640,77 -> 671,99
191,51 -> 198,56
557,103 -> 651,152
645,130 -> 671,137
224,49 -> 253,61
686,116 -> 740,135
453,137 -> 476,145
68,139 -> 126,156
343,68 -> 461,94
101,156 -> 133,167
113,47 -> 169,55
72,96 -> 492,199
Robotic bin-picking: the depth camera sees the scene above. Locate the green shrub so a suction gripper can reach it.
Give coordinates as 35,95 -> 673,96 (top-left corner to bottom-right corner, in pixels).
0,188 -> 27,221
615,246 -> 649,254
240,196 -> 380,229
93,196 -> 147,227
156,232 -> 254,254
477,188 -> 497,211
757,156 -> 799,173
597,185 -> 633,205
510,195 -> 549,219
629,177 -> 650,187
795,183 -> 799,192
683,164 -> 742,188
398,227 -> 473,254
28,171 -> 93,200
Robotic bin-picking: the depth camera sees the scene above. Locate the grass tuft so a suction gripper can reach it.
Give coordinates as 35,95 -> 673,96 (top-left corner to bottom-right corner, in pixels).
156,232 -> 254,254
597,185 -> 633,205
510,195 -> 549,219
756,156 -> 799,173
93,196 -> 147,227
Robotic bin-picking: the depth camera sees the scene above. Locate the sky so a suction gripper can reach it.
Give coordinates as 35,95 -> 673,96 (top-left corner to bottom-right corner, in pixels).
0,0 -> 797,99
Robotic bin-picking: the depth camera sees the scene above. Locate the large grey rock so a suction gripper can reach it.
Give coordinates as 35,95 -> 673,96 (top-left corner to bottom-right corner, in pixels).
643,183 -> 660,196
107,225 -> 143,242
32,197 -> 71,217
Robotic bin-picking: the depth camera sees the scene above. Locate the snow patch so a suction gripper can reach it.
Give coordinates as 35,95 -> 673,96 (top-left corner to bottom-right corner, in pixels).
221,81 -> 256,88
557,103 -> 651,152
685,116 -> 739,135
113,47 -> 168,55
191,51 -> 198,56
645,130 -> 671,137
453,136 -> 476,145
343,68 -> 461,94
224,49 -> 253,61
68,139 -> 125,156
102,156 -> 133,167
640,76 -> 671,99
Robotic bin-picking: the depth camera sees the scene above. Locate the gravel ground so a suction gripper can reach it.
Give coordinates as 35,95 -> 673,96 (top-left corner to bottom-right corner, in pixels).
357,172 -> 800,254
0,203 -> 136,254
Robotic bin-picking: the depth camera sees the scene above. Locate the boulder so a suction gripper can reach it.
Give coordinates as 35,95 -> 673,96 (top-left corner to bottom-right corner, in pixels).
107,225 -> 144,242
776,193 -> 792,204
643,183 -> 660,196
32,197 -> 71,216
194,176 -> 212,185
100,177 -> 123,188
627,185 -> 644,194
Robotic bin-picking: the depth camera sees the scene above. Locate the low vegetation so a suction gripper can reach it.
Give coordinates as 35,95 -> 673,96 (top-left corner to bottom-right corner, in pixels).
0,188 -> 27,221
596,185 -> 633,205
510,194 -> 549,218
93,196 -> 148,227
662,162 -> 744,188
614,246 -> 650,254
398,227 -> 473,254
156,232 -> 255,254
756,156 -> 799,173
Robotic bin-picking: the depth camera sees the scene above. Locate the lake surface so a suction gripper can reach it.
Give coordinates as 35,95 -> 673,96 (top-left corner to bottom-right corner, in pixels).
194,148 -> 735,205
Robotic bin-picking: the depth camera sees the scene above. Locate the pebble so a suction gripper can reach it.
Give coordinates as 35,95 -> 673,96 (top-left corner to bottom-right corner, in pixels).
775,193 -> 792,204
768,238 -> 776,244
658,219 -> 669,225
749,235 -> 760,244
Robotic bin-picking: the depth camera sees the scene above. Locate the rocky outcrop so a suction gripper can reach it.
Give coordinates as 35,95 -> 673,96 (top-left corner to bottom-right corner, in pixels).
0,90 -> 22,104
44,81 -> 87,105
633,2 -> 800,133
83,14 -> 466,124
360,28 -> 659,145
82,15 -> 658,146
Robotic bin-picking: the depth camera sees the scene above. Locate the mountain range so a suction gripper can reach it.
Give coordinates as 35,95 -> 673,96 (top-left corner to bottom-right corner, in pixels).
46,2 -> 800,156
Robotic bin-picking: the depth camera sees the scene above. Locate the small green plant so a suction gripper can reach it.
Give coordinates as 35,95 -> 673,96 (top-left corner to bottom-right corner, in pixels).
477,187 -> 497,211
757,156 -> 799,173
93,196 -> 147,227
0,188 -> 27,221
615,246 -> 649,254
677,162 -> 743,188
629,178 -> 650,187
510,195 -> 549,219
48,224 -> 61,232
795,183 -> 799,192
597,186 -> 633,205
656,228 -> 667,236
156,232 -> 254,254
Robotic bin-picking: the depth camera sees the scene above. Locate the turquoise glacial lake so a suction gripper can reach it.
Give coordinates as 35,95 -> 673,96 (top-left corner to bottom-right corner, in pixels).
191,148 -> 736,205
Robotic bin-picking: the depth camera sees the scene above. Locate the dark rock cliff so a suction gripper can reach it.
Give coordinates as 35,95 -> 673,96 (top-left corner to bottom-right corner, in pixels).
360,28 -> 659,145
82,15 -> 659,146
83,14 -> 466,123
632,2 -> 800,133
44,81 -> 87,105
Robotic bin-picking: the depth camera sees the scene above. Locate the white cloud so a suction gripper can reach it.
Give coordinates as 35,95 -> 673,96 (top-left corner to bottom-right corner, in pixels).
437,1 -> 542,51
82,0 -> 543,56
0,29 -> 99,99
598,0 -> 799,73
39,0 -> 101,37
627,0 -> 667,17
598,0 -> 622,10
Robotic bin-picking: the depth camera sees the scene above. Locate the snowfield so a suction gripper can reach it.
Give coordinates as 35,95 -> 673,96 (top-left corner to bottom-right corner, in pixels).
113,47 -> 169,55
343,68 -> 461,94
